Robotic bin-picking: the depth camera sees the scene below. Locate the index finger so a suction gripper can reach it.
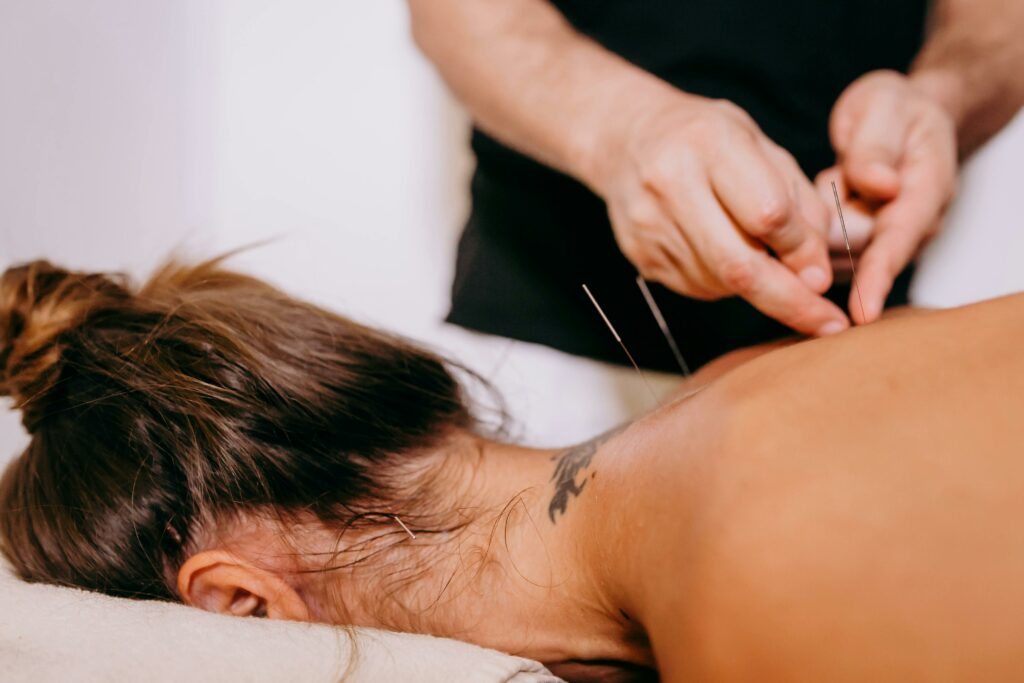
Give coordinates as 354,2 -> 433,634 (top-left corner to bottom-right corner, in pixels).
710,138 -> 832,294
840,97 -> 907,201
664,185 -> 850,336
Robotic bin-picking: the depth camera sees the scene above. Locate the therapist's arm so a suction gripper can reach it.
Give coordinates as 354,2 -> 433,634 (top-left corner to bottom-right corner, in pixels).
913,0 -> 1024,156
407,0 -> 850,338
824,0 -> 1024,324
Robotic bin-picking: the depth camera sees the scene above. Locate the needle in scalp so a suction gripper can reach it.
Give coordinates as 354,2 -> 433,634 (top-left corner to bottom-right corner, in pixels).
831,180 -> 867,324
582,283 -> 660,406
635,276 -> 690,376
393,515 -> 416,540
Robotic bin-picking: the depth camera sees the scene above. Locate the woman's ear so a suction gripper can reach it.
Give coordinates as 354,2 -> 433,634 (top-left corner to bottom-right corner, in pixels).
177,550 -> 311,621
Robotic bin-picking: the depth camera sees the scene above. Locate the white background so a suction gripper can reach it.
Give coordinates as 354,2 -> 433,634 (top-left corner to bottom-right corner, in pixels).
1,0 -> 1023,461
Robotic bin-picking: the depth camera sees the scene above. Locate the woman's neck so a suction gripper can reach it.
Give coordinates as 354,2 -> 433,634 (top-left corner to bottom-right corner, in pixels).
389,432 -> 650,667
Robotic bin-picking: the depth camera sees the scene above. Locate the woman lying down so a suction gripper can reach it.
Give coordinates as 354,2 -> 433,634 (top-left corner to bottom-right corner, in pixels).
2,257 -> 1024,682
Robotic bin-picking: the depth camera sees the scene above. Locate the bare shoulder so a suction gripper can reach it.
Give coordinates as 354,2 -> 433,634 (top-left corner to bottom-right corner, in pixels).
639,292 -> 1024,680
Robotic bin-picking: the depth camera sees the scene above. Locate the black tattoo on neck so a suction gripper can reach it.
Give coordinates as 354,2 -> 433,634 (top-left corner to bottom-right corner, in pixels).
548,425 -> 627,523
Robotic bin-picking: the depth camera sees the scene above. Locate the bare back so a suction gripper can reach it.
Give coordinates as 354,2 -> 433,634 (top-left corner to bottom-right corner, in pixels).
584,293 -> 1024,681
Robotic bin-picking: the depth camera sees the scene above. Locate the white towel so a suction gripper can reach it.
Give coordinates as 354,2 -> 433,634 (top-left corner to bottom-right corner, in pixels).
0,560 -> 562,683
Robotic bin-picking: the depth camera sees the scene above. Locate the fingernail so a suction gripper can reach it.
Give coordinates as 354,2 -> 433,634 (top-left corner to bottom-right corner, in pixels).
799,266 -> 828,291
817,320 -> 846,337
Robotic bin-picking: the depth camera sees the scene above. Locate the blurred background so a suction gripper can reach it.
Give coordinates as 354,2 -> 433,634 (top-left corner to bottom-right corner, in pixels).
1,0 -> 1022,461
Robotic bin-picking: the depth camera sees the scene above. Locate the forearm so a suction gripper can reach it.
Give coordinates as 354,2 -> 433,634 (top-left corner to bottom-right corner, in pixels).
407,0 -> 675,190
910,0 -> 1024,155
409,0 -> 853,337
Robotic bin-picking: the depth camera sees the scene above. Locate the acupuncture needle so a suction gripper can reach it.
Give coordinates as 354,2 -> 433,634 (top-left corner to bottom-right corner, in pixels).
393,515 -> 416,540
582,284 -> 661,406
635,276 -> 691,376
831,181 -> 867,324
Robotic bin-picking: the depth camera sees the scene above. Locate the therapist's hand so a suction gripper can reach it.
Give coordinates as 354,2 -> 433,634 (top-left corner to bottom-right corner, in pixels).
823,70 -> 958,324
587,91 -> 850,337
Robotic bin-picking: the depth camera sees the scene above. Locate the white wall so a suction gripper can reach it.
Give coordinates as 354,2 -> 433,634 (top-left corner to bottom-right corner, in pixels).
1,1 -> 1023,461
0,0 -> 478,459
206,1 -> 471,337
0,0 -> 217,269
912,112 -> 1024,307
0,0 -> 471,325
0,0 -> 216,458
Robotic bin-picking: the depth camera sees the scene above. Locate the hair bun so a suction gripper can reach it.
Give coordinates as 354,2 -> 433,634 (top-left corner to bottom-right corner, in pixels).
0,260 -> 131,420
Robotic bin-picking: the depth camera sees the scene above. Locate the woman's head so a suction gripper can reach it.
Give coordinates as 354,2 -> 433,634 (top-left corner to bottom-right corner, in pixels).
0,257 -> 478,620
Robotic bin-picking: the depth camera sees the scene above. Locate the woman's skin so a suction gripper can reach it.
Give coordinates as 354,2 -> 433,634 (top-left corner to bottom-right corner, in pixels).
180,294 -> 1024,681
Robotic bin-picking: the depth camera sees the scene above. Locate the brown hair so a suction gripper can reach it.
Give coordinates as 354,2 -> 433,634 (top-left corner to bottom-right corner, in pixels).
0,257 -> 478,602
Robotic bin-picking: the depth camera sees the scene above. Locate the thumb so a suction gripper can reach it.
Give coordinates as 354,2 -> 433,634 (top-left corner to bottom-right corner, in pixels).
842,104 -> 907,201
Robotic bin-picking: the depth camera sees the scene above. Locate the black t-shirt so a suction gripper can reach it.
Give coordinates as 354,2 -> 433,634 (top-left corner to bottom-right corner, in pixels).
447,0 -> 929,372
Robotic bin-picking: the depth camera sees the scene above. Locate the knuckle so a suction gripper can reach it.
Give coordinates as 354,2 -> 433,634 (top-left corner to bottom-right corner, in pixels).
639,153 -> 678,189
710,98 -> 752,125
716,257 -> 758,295
765,142 -> 798,171
751,198 -> 791,234
641,151 -> 703,192
623,202 -> 661,231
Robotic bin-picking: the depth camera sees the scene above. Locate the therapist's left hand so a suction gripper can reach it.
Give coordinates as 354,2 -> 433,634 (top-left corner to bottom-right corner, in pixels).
822,69 -> 959,324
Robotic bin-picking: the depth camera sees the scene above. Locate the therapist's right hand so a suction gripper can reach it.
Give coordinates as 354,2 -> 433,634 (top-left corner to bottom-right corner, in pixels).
585,91 -> 851,337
